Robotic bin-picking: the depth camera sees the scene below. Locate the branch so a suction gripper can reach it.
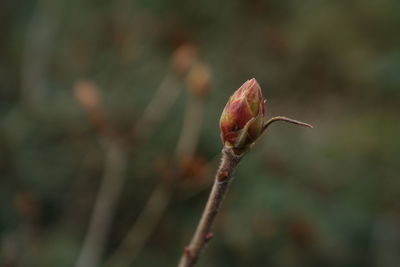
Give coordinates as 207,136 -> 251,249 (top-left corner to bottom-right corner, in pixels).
104,80 -> 207,267
175,94 -> 205,161
75,73 -> 181,267
21,0 -> 61,114
103,183 -> 171,267
75,140 -> 127,267
133,75 -> 181,140
177,78 -> 313,267
177,146 -> 242,267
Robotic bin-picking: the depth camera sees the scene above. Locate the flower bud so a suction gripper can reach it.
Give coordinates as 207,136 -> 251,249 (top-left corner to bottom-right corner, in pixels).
74,80 -> 101,112
219,78 -> 265,151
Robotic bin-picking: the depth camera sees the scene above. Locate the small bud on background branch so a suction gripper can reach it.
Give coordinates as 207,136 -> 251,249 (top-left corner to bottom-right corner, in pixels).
177,78 -> 313,267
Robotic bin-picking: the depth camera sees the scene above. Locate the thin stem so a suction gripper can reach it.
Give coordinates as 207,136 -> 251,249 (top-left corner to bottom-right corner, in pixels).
21,0 -> 61,114
178,146 -> 242,267
75,140 -> 127,267
103,183 -> 171,267
133,74 -> 181,139
175,94 -> 205,161
104,90 -> 206,267
262,116 -> 314,133
75,74 -> 180,267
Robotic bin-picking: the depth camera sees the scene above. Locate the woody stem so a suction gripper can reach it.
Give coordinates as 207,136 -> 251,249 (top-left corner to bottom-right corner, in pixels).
177,146 -> 242,267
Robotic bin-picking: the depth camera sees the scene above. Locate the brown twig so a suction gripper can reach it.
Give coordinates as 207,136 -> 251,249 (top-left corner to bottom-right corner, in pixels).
21,0 -> 61,114
133,74 -> 181,140
103,182 -> 171,267
177,78 -> 313,267
178,146 -> 242,267
75,139 -> 127,267
175,94 -> 205,161
75,75 -> 181,267
104,81 -> 207,267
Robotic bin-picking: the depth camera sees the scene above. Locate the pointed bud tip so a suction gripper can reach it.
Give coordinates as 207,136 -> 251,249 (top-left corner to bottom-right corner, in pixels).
248,77 -> 257,84
243,78 -> 259,90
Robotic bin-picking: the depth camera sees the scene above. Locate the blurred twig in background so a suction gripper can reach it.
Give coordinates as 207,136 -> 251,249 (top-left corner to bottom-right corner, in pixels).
133,43 -> 198,140
75,139 -> 127,267
103,59 -> 211,267
74,81 -> 128,267
175,62 -> 210,160
74,44 -> 197,267
21,0 -> 61,114
132,74 -> 181,140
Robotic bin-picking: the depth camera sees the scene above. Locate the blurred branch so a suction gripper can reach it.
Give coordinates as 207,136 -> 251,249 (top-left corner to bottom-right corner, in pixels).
74,79 -> 127,267
103,180 -> 172,267
132,74 -> 181,140
131,43 -> 198,141
175,64 -> 210,160
75,139 -> 127,267
104,62 -> 211,267
74,67 -> 183,267
21,0 -> 60,114
176,94 -> 205,160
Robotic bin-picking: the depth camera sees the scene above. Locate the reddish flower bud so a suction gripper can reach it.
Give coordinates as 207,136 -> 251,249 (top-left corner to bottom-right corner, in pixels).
220,78 -> 265,151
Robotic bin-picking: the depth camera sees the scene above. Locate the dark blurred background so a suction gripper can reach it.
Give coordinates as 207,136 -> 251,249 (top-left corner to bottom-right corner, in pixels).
1,0 -> 400,267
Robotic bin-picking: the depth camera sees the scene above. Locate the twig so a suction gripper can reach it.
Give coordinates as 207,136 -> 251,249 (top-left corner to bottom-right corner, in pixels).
75,139 -> 127,267
178,146 -> 242,267
175,94 -> 205,161
103,183 -> 171,267
21,0 -> 60,114
177,78 -> 313,267
104,87 -> 207,267
133,75 -> 181,139
75,75 -> 181,267
177,115 -> 313,267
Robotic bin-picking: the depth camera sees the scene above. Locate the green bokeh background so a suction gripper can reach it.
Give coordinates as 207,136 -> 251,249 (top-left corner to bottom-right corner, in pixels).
1,0 -> 400,266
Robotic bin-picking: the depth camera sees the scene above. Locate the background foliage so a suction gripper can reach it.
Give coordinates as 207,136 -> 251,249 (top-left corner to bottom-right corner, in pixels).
1,0 -> 400,266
